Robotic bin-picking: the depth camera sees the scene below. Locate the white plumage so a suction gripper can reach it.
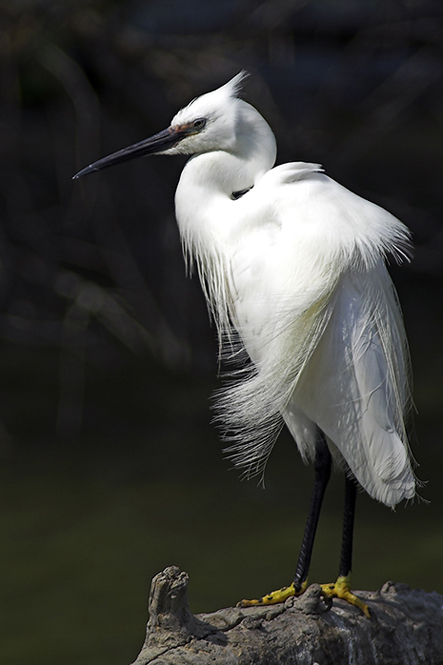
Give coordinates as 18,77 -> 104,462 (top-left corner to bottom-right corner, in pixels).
73,72 -> 417,612
172,73 -> 415,508
74,72 -> 415,511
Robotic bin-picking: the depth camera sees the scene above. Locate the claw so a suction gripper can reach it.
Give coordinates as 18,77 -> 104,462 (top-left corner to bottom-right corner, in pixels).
237,581 -> 307,607
238,576 -> 370,617
320,575 -> 371,618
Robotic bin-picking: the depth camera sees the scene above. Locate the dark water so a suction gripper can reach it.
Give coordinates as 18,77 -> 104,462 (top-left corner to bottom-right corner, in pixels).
1,346 -> 442,665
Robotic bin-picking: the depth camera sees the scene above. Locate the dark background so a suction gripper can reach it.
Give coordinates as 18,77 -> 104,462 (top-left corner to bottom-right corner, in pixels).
1,1 -> 442,664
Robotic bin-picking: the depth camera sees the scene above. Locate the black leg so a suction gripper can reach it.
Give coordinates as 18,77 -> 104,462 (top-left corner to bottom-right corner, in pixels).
318,472 -> 370,616
293,433 -> 332,591
338,474 -> 357,579
238,434 -> 369,615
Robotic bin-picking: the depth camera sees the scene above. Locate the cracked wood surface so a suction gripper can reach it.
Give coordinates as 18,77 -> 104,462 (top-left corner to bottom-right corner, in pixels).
129,566 -> 443,665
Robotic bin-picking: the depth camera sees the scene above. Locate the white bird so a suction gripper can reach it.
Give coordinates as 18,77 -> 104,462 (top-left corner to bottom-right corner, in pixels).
74,72 -> 416,616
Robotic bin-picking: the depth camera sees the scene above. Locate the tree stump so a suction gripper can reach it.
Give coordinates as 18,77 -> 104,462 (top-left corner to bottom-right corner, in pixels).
130,566 -> 443,665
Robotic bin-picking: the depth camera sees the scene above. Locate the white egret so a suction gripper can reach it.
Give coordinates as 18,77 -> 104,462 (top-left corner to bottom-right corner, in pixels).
74,73 -> 416,617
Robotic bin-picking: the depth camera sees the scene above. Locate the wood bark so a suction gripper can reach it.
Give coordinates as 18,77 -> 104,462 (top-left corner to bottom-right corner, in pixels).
129,566 -> 443,664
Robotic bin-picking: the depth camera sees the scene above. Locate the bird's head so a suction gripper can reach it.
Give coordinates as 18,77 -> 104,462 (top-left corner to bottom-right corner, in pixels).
73,72 -> 253,179
166,71 -> 246,155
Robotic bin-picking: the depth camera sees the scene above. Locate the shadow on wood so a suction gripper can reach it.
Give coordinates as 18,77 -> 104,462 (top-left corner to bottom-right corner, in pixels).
130,566 -> 443,664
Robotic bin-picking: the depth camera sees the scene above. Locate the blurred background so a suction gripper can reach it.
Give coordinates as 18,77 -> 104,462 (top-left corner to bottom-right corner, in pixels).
0,0 -> 442,663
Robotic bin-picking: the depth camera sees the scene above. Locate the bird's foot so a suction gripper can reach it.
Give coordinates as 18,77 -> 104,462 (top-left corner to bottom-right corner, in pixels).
237,581 -> 307,607
320,575 -> 371,618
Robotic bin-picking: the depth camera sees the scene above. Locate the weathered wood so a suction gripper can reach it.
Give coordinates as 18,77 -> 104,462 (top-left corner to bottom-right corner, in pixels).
130,566 -> 443,665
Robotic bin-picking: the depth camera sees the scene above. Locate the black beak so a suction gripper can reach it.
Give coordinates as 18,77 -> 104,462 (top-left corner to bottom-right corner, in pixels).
72,126 -> 187,179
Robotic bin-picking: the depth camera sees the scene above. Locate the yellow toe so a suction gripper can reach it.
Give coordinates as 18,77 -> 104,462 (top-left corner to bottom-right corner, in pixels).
237,581 -> 307,607
238,576 -> 370,617
320,575 -> 371,618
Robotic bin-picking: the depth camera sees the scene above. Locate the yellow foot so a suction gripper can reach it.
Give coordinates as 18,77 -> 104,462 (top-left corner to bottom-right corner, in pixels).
237,581 -> 307,607
321,575 -> 371,618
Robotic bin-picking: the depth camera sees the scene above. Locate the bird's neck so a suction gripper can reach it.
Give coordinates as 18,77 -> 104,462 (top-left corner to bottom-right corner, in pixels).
175,100 -> 276,246
175,151 -> 251,332
174,105 -> 276,331
175,130 -> 275,244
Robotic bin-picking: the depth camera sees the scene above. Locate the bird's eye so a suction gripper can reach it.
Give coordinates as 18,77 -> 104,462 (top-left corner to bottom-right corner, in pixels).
192,118 -> 206,130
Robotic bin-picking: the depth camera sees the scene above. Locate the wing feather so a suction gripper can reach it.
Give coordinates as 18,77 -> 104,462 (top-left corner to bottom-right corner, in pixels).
211,166 -> 414,505
286,266 -> 414,506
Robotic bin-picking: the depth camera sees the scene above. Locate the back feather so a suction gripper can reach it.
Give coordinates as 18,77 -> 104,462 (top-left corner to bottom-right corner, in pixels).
211,173 -> 414,506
